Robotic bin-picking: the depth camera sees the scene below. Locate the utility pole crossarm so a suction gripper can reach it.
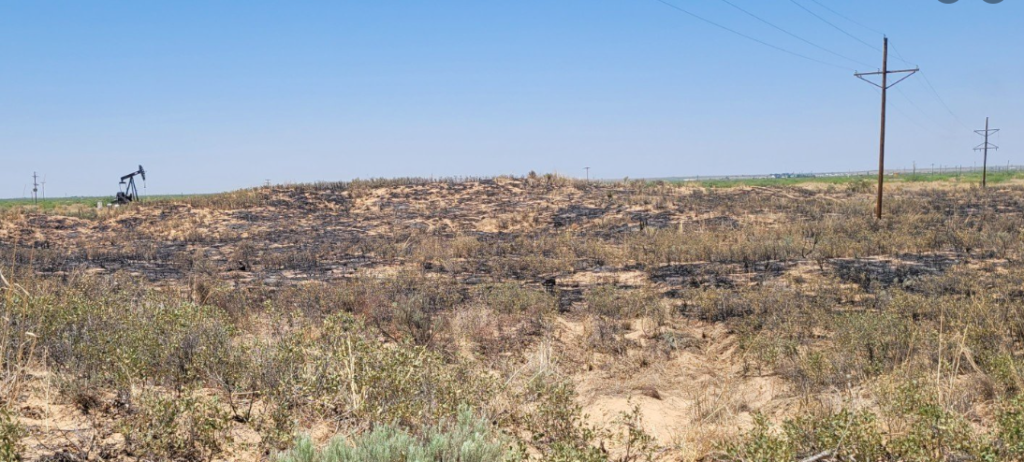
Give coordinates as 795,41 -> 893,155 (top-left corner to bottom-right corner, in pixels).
854,68 -> 918,89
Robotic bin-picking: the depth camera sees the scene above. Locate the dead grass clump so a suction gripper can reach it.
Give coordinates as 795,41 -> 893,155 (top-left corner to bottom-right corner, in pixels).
585,285 -> 661,321
477,282 -> 557,317
361,270 -> 464,346
583,316 -> 634,357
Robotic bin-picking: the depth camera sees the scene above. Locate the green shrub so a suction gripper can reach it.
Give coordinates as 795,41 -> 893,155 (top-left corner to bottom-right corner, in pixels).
516,376 -> 608,459
997,394 -> 1024,457
723,410 -> 885,461
720,413 -> 794,461
0,408 -> 23,462
726,384 -> 1002,462
10,280 -> 234,391
119,389 -> 230,461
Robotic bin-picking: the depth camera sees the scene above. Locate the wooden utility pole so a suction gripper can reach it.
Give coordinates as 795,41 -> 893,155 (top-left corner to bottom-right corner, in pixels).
974,117 -> 999,188
854,37 -> 918,219
584,167 -> 591,181
32,172 -> 38,204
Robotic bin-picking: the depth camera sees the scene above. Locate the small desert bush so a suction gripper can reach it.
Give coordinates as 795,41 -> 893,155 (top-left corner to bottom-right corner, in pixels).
516,376 -> 603,457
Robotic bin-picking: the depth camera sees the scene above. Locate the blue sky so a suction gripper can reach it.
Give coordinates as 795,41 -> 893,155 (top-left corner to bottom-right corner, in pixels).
1,1 -> 1020,197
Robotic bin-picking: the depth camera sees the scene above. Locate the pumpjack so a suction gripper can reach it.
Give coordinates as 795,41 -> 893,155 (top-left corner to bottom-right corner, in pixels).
116,165 -> 146,204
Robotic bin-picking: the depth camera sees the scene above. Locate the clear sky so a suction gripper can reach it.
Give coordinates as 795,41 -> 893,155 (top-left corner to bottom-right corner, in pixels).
1,1 -> 1020,197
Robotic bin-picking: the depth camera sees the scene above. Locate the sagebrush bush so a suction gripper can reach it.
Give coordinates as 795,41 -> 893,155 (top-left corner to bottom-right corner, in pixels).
274,406 -> 523,462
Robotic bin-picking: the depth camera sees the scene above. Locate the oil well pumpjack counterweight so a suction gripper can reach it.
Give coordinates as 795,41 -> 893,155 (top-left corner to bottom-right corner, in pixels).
116,165 -> 146,204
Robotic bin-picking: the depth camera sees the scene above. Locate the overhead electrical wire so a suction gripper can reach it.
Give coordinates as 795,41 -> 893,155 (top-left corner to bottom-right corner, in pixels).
652,0 -> 972,137
884,41 -> 955,132
785,0 -> 955,137
890,41 -> 971,130
894,86 -> 951,134
652,0 -> 856,71
788,0 -> 881,52
714,0 -> 874,68
806,0 -> 886,37
887,40 -> 917,68
798,2 -> 969,133
918,70 -> 971,130
872,87 -> 942,138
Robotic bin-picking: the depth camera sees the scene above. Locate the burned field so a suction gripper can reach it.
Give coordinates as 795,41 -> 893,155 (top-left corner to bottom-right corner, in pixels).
4,175 -> 1024,461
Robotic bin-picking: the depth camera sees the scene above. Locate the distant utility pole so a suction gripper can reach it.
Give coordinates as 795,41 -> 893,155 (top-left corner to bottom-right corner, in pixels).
974,117 -> 999,188
41,175 -> 46,200
584,167 -> 591,181
32,172 -> 39,204
854,37 -> 919,219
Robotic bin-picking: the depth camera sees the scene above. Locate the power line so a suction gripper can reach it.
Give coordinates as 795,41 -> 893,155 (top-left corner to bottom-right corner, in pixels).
886,39 -> 916,67
873,86 -> 941,138
715,0 -> 874,68
893,86 -> 949,135
876,47 -> 947,132
652,0 -> 855,71
861,42 -> 949,133
778,1 -> 966,136
789,0 -> 881,53
919,70 -> 970,130
806,0 -> 885,37
888,40 -> 966,130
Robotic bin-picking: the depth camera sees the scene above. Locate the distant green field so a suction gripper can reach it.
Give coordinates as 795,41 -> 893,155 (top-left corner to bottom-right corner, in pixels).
3,170 -> 1021,213
0,196 -> 108,211
675,169 -> 1024,188
0,194 -> 201,213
